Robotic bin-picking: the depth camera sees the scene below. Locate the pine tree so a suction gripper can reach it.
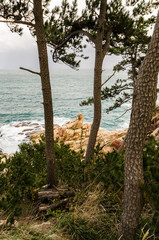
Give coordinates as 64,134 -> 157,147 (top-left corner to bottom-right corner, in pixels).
45,0 -> 137,163
119,10 -> 159,239
80,0 -> 157,113
0,0 -> 57,186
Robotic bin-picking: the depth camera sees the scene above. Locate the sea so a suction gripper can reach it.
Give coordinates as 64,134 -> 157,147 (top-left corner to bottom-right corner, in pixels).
0,68 -> 131,154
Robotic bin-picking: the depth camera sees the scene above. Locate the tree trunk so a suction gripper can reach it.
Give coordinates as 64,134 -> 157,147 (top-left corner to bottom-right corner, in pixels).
84,49 -> 103,163
33,0 -> 57,187
84,0 -> 106,163
119,11 -> 159,240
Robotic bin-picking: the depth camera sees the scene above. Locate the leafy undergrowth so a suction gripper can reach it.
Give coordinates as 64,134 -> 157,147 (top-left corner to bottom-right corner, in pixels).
0,136 -> 159,239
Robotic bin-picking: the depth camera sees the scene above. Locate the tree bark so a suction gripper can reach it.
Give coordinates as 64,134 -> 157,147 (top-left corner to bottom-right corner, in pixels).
84,0 -> 107,163
33,0 -> 57,186
84,48 -> 103,163
119,11 -> 159,240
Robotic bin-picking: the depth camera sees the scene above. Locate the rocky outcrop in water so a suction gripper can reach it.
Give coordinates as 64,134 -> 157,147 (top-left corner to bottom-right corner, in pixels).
30,106 -> 159,155
30,113 -> 127,155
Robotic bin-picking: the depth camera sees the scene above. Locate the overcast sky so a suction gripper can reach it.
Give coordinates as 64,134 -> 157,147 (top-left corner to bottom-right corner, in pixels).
0,0 -> 123,71
0,0 -> 156,71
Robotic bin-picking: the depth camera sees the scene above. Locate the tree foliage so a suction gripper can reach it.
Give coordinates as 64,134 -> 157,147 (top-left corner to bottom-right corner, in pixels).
46,0 -> 145,162
45,0 -> 88,68
45,0 -> 137,69
80,0 -> 157,113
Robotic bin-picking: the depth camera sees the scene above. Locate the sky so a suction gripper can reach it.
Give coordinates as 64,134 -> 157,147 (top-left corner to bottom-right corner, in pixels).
0,0 -> 123,71
0,0 -> 156,71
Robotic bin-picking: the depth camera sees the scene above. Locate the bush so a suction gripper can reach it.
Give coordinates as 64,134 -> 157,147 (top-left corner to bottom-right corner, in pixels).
0,137 -> 84,220
55,140 -> 84,187
142,136 -> 159,237
0,138 -> 47,221
89,146 -> 124,196
143,136 -> 159,210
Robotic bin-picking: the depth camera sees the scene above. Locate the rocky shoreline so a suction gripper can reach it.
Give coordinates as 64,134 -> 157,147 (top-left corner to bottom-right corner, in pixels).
1,106 -> 159,158
30,113 -> 127,155
19,107 -> 159,155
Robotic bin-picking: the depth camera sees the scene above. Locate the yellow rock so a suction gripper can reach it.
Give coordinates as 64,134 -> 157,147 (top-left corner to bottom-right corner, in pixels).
30,130 -> 44,142
29,114 -> 127,154
151,127 -> 159,139
83,123 -> 89,129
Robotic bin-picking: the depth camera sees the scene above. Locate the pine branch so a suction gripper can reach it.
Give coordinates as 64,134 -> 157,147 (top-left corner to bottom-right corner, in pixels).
53,30 -> 95,51
20,67 -> 40,76
117,133 -> 128,153
0,19 -> 34,27
101,70 -> 116,87
115,108 -> 131,120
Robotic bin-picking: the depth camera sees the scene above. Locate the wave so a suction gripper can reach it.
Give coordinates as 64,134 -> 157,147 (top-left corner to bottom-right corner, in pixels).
0,116 -> 72,155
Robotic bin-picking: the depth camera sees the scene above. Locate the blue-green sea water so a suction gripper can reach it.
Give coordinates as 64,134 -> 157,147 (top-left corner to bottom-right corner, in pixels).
0,68 -> 130,154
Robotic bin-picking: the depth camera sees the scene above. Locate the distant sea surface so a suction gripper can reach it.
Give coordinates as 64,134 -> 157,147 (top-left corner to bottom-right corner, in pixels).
0,68 -> 130,154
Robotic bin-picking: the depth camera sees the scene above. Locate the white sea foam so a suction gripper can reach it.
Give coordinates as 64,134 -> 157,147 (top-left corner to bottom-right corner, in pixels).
121,120 -> 129,130
54,116 -> 71,126
0,122 -> 42,155
0,116 -> 72,155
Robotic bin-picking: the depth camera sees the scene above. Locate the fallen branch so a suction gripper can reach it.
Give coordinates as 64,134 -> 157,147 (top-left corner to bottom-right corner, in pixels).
39,198 -> 69,212
38,190 -> 75,200
53,184 -> 69,191
38,191 -> 59,199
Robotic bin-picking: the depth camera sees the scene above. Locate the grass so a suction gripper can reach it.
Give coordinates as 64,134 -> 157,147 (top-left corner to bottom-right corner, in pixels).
0,219 -> 69,240
54,183 -> 120,240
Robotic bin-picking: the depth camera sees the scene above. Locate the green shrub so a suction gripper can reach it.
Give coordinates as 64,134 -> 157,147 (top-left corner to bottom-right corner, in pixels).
143,136 -> 159,210
0,138 -> 47,220
54,140 -> 84,187
91,150 -> 124,188
142,136 -> 159,237
0,137 -> 84,220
